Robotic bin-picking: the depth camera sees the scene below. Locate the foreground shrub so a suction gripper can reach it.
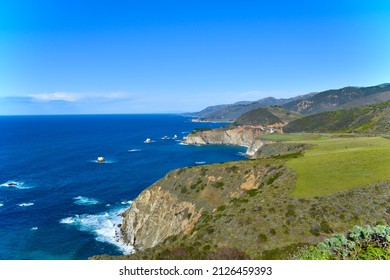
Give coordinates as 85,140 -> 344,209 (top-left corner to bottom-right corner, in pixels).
298,225 -> 390,260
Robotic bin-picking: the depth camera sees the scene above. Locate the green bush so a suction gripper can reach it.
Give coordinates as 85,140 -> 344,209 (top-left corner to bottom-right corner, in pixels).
298,225 -> 390,260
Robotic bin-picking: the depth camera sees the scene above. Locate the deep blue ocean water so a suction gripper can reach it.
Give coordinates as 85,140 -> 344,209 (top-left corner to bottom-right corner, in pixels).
0,115 -> 245,259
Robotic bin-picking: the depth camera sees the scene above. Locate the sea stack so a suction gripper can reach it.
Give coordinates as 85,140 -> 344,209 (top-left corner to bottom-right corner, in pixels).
97,156 -> 105,163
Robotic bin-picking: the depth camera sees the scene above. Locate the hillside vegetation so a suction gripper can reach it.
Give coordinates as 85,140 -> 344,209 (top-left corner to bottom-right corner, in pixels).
297,225 -> 390,260
284,136 -> 390,197
185,94 -> 314,122
233,106 -> 301,126
93,135 -> 390,260
284,101 -> 390,134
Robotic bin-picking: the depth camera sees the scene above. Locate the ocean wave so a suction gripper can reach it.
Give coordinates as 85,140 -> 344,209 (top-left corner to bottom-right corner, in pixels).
59,206 -> 134,254
121,200 -> 132,205
88,159 -> 117,164
128,149 -> 142,152
73,196 -> 99,206
18,202 -> 34,207
178,142 -> 188,146
0,203 -> 3,207
31,227 -> 38,231
195,161 -> 206,165
237,152 -> 247,156
1,180 -> 34,189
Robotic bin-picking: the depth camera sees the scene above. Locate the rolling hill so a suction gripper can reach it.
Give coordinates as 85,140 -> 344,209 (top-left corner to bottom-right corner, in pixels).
233,106 -> 302,126
185,94 -> 314,122
284,100 -> 390,134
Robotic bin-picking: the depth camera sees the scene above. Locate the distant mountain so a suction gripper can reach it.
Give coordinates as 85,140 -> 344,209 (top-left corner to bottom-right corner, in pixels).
233,106 -> 302,126
185,94 -> 314,122
284,100 -> 390,134
185,83 -> 390,122
281,84 -> 390,115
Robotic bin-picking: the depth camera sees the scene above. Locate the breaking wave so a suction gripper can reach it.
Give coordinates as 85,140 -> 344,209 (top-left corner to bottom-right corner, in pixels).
73,196 -> 99,206
59,205 -> 134,254
18,202 -> 34,207
1,180 -> 34,189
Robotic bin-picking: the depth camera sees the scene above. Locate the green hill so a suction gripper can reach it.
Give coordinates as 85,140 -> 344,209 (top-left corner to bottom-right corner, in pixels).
284,101 -> 390,134
233,106 -> 301,126
185,94 -> 314,122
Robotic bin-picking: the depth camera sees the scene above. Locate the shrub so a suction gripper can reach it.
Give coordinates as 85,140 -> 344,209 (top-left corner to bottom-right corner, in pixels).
246,189 -> 258,197
258,233 -> 268,243
298,225 -> 390,260
213,181 -> 224,189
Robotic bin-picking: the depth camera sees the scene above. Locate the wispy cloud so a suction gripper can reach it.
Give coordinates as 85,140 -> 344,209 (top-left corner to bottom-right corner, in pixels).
28,92 -> 81,102
27,91 -> 128,103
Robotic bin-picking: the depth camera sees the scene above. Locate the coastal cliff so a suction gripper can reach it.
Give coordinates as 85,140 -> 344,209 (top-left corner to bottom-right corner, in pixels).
114,152 -> 390,260
121,185 -> 200,250
183,125 -> 279,157
120,160 -> 286,253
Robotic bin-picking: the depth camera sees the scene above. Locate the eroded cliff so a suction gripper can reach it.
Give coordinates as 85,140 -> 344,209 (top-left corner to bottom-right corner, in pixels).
116,154 -> 390,260
183,125 -> 279,157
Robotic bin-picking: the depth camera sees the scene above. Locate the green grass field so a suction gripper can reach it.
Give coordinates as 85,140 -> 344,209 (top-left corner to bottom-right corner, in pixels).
259,133 -> 330,141
281,135 -> 390,198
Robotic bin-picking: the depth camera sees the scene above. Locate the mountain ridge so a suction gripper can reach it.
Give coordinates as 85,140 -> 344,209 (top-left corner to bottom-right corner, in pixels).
186,83 -> 390,121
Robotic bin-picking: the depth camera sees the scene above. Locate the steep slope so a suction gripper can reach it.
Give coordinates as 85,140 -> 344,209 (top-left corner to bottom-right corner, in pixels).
233,106 -> 301,126
282,84 -> 390,115
185,94 -> 314,122
284,100 -> 390,134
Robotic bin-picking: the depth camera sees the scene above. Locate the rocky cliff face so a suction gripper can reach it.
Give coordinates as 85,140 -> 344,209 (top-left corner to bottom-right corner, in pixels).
183,125 -> 277,157
121,186 -> 201,250
120,161 -> 279,252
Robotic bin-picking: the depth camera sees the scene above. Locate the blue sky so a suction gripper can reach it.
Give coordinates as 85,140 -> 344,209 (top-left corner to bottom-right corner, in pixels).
1,0 -> 389,114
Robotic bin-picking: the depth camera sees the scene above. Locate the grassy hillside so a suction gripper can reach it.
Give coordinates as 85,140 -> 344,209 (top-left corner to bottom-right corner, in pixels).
233,106 -> 301,126
285,136 -> 390,197
284,101 -> 390,134
93,135 -> 390,260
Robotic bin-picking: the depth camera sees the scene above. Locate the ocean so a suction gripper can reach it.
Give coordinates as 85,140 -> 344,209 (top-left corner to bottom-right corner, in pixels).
0,114 -> 245,259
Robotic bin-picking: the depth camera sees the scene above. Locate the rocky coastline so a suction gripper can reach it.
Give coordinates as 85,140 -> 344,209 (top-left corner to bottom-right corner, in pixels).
182,125 -> 280,157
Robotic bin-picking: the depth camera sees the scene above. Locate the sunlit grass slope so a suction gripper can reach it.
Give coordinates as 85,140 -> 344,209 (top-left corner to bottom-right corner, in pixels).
284,136 -> 390,198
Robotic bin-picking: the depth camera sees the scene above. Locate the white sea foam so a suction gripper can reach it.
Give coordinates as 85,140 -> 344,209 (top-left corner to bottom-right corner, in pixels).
128,149 -> 142,152
0,203 -> 3,207
73,196 -> 99,206
31,227 -> 38,231
178,142 -> 189,146
195,161 -> 206,165
121,200 -> 132,205
237,152 -> 247,156
1,180 -> 33,189
88,159 -> 117,164
59,205 -> 134,254
18,202 -> 34,207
